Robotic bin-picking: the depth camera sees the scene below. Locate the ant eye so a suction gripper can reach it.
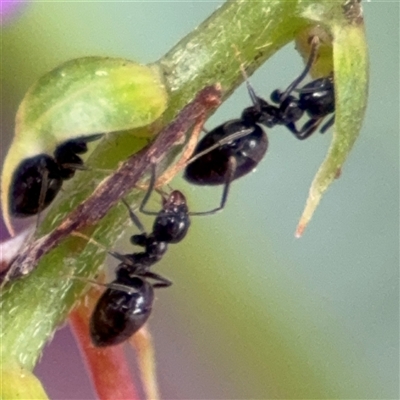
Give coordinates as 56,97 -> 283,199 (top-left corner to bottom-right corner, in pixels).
270,89 -> 282,103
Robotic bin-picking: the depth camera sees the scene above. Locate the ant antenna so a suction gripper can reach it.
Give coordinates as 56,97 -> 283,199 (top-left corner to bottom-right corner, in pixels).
71,231 -> 136,268
71,231 -> 109,252
121,198 -> 146,233
278,35 -> 320,102
233,44 -> 261,110
185,127 -> 254,167
137,162 -> 183,217
188,156 -> 237,216
138,163 -> 159,216
35,167 -> 49,232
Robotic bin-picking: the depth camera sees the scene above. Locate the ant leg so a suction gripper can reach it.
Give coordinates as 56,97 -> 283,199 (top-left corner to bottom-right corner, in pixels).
58,163 -> 114,179
125,163 -> 160,218
105,250 -> 140,269
284,122 -> 312,140
139,162 -> 163,217
35,165 -> 49,231
278,36 -> 320,102
59,163 -> 87,171
121,198 -> 146,233
189,156 -> 237,216
319,115 -> 335,134
71,231 -> 136,268
143,271 -> 172,288
186,127 -> 254,166
68,274 -> 140,295
288,118 -> 323,140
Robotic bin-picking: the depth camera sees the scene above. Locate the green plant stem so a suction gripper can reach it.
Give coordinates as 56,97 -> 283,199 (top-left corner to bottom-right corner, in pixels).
159,0 -> 306,112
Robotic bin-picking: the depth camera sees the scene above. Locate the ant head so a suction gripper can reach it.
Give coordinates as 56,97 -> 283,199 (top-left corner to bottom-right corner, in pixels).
241,105 -> 263,125
162,190 -> 187,210
154,190 -> 190,244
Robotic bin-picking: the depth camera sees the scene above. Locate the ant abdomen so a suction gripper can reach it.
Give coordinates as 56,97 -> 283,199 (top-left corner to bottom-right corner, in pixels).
7,133 -> 102,220
90,273 -> 154,347
11,154 -> 63,216
184,120 -> 268,186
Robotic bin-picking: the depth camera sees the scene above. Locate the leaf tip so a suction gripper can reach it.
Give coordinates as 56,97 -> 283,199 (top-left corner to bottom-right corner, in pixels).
295,223 -> 305,238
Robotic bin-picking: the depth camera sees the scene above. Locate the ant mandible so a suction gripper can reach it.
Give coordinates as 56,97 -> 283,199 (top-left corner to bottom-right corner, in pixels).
184,36 -> 335,212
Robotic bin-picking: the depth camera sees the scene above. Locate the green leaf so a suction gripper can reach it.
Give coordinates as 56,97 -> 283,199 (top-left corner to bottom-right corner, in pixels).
296,4 -> 369,236
1,57 -> 167,235
16,57 -> 167,143
0,365 -> 49,399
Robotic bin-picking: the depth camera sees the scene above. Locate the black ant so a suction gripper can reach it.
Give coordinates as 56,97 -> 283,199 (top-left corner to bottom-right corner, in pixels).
184,36 -> 335,211
84,164 -> 214,347
9,133 -> 103,218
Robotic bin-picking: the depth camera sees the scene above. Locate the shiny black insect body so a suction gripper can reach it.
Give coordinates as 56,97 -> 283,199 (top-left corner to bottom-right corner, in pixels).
11,133 -> 102,217
90,167 -> 191,347
184,37 -> 334,211
270,74 -> 335,140
184,110 -> 269,213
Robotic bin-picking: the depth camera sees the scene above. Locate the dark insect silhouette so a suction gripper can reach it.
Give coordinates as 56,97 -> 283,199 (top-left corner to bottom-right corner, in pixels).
10,133 -> 103,217
89,165 -> 195,347
184,36 -> 334,211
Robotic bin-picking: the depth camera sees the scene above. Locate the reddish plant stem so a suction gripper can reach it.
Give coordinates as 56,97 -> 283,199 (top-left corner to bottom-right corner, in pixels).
69,285 -> 141,400
129,326 -> 159,400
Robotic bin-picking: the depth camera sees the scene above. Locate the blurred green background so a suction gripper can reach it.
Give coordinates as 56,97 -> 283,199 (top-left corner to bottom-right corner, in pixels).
1,1 -> 398,399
